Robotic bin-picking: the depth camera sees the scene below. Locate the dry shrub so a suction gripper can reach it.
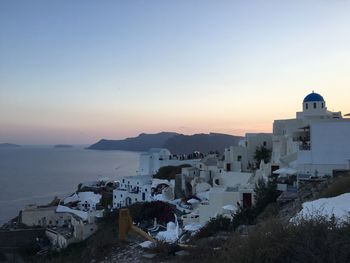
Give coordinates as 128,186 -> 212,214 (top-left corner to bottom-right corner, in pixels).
0,252 -> 6,261
81,224 -> 119,261
150,240 -> 179,255
257,202 -> 280,221
319,176 -> 350,198
192,217 -> 350,263
194,215 -> 233,239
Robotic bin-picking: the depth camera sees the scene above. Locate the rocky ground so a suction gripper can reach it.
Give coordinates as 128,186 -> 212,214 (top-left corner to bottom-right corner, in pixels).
96,242 -> 145,263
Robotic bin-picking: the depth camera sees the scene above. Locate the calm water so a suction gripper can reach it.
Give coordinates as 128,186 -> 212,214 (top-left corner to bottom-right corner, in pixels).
0,146 -> 140,225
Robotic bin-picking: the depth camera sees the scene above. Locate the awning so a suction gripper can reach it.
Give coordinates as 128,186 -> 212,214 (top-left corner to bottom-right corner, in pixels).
222,204 -> 237,211
187,198 -> 200,204
273,167 -> 297,175
279,152 -> 297,166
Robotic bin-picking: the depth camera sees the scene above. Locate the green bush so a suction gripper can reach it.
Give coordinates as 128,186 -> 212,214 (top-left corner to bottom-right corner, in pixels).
153,165 -> 191,180
129,201 -> 175,225
232,178 -> 279,229
254,146 -> 271,167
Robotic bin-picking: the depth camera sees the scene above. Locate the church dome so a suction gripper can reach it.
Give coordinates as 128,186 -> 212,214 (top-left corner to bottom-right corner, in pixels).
303,92 -> 324,103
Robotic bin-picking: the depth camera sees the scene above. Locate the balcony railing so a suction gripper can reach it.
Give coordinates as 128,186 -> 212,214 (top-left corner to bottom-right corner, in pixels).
299,144 -> 311,150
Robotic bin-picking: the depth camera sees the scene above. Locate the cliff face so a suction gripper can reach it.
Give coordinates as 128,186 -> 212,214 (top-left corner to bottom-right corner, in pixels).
87,132 -> 179,151
163,133 -> 243,154
87,132 -> 243,154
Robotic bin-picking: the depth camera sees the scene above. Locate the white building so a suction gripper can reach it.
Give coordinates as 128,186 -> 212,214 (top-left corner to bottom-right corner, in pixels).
180,159 -> 262,225
113,176 -> 152,208
297,121 -> 350,176
138,148 -> 200,176
224,133 -> 272,172
20,204 -> 99,250
112,175 -> 175,209
45,212 -> 98,250
272,92 -> 350,177
21,205 -> 67,227
63,191 -> 102,212
196,186 -> 254,224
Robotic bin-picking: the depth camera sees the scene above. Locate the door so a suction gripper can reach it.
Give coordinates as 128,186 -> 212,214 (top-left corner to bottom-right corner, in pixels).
243,193 -> 252,208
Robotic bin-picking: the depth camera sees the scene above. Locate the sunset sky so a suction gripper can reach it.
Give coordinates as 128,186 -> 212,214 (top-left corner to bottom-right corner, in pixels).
1,1 -> 350,144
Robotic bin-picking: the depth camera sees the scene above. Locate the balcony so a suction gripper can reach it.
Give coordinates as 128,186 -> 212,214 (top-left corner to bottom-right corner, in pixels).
299,143 -> 311,151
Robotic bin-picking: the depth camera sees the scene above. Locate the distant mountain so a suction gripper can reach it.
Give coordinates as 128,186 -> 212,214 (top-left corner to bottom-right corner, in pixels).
0,143 -> 21,148
164,133 -> 243,154
88,132 -> 243,154
54,144 -> 73,148
87,132 -> 179,151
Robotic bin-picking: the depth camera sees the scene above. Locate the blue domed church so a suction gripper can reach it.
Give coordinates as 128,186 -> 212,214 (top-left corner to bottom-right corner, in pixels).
297,91 -> 341,119
272,91 -> 350,180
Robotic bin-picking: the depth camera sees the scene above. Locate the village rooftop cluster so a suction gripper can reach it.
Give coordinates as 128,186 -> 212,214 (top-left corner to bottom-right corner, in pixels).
14,92 -> 350,250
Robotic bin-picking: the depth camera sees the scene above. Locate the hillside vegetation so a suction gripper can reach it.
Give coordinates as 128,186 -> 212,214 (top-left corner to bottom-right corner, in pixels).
153,165 -> 191,180
186,175 -> 350,263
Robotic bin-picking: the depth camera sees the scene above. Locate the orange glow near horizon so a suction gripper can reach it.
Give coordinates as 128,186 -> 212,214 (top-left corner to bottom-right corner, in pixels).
1,1 -> 350,144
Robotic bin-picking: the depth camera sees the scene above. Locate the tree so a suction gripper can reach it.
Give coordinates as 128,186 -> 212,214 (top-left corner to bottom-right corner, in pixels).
254,146 -> 272,167
153,164 -> 191,180
231,178 -> 279,229
253,178 -> 279,215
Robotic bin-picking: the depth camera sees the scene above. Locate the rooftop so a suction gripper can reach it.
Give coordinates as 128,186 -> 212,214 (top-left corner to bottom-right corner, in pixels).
303,92 -> 324,103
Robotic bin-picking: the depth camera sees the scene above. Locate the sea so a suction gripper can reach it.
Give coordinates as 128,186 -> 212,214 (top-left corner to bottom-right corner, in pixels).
0,145 -> 140,225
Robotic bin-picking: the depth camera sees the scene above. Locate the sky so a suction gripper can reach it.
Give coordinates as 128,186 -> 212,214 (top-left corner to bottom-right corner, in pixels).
1,0 -> 350,144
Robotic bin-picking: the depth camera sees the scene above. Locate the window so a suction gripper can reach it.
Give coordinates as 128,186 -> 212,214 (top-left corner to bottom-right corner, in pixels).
263,141 -> 267,147
322,102 -> 324,108
306,103 -> 308,109
313,103 -> 316,109
237,155 -> 242,162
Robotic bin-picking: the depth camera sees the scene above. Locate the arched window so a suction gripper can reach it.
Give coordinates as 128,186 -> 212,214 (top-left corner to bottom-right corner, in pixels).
313,103 -> 317,109
306,103 -> 308,109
